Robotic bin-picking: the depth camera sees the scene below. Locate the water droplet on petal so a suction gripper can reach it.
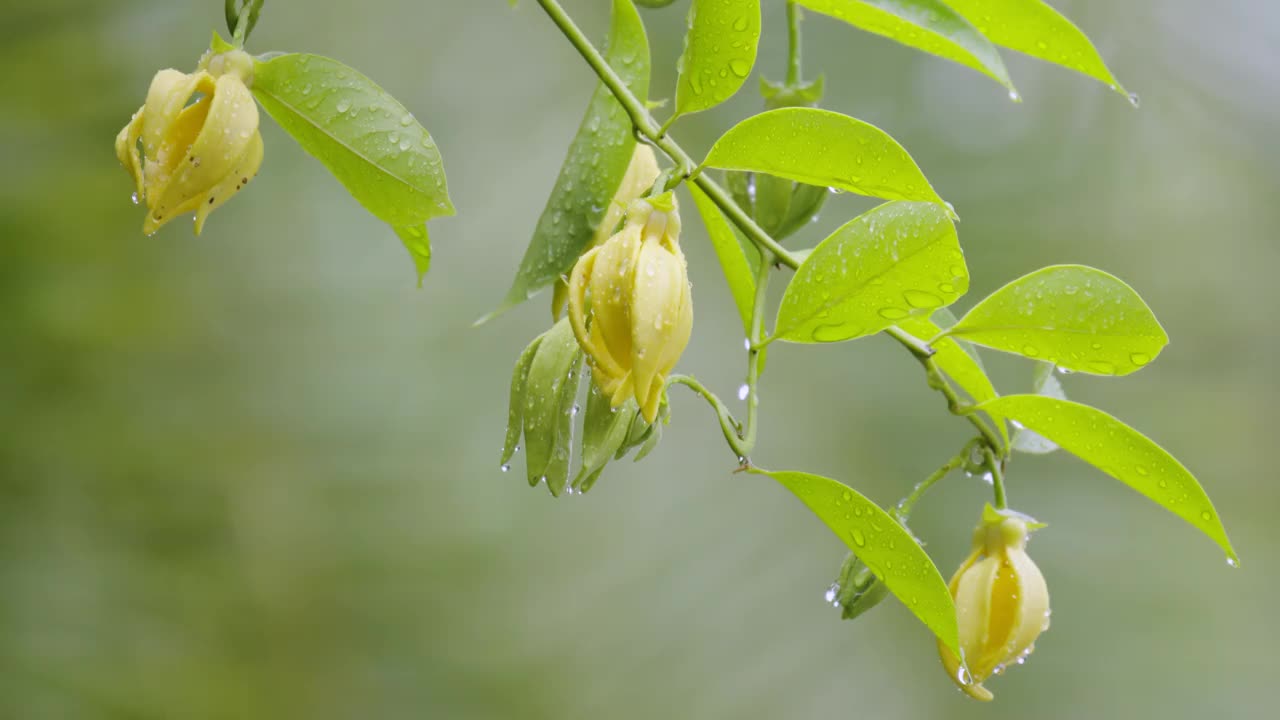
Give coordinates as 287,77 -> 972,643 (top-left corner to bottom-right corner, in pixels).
737,384 -> 749,401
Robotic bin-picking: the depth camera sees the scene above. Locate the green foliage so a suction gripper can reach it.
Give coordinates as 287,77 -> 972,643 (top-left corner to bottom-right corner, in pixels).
393,224 -> 431,285
702,108 -> 948,207
978,395 -> 1238,563
796,0 -> 1013,93
688,183 -> 755,334
1008,362 -> 1064,455
576,385 -> 639,493
673,0 -> 761,118
485,0 -> 651,320
514,319 -> 583,496
774,201 -> 967,343
753,468 -> 960,655
945,265 -> 1168,376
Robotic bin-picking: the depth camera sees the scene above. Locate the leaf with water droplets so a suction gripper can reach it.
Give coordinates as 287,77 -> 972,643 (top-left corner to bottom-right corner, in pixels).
393,224 -> 431,286
574,384 -> 638,494
752,468 -> 959,654
976,395 -> 1238,563
521,318 -> 583,496
945,265 -> 1168,376
942,0 -> 1129,97
502,332 -> 545,467
702,108 -> 948,207
251,54 -> 454,230
689,184 -> 755,335
481,0 -> 651,322
795,0 -> 1014,93
673,0 -> 761,118
774,201 -> 967,343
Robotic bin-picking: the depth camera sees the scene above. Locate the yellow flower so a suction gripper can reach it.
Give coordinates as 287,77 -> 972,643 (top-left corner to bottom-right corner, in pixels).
116,49 -> 262,235
552,144 -> 660,320
567,194 -> 692,423
938,505 -> 1050,701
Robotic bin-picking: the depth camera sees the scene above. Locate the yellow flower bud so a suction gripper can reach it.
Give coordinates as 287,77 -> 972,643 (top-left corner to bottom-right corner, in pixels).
116,49 -> 262,235
551,144 -> 660,320
938,505 -> 1050,701
567,194 -> 692,423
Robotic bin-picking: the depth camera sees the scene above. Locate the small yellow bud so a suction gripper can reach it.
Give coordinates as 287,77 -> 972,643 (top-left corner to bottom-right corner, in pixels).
567,194 -> 692,423
116,49 -> 262,235
938,505 -> 1050,701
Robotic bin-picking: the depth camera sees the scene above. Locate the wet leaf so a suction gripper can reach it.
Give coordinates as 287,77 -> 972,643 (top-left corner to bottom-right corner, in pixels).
702,108 -> 948,207
774,201 -> 967,343
393,224 -> 431,286
521,319 -> 583,496
673,0 -> 761,118
796,0 -> 1013,92
502,332 -> 545,467
944,0 -> 1129,97
575,384 -> 637,493
752,468 -> 959,654
1009,362 -> 1065,455
945,265 -> 1168,376
689,183 -> 754,335
482,0 -> 651,321
251,53 -> 454,228
977,395 -> 1238,564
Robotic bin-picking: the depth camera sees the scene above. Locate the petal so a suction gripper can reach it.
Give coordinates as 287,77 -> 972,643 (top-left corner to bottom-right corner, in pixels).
193,129 -> 264,235
591,145 -> 661,249
587,224 -> 643,368
1003,546 -> 1050,666
569,247 -> 625,381
149,74 -> 258,230
629,239 -> 685,406
144,94 -> 212,204
141,69 -> 204,162
653,247 -> 692,379
115,106 -> 145,199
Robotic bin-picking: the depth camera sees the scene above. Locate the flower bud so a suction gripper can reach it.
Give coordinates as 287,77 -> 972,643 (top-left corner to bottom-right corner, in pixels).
116,49 -> 262,235
938,505 -> 1050,701
567,194 -> 692,424
552,145 -> 660,320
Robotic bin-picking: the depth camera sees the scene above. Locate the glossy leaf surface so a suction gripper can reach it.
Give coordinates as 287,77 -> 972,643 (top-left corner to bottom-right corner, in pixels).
947,265 -> 1168,376
252,54 -> 453,228
689,183 -> 755,335
393,224 -> 431,286
703,108 -> 947,207
485,0 -> 650,320
978,395 -> 1237,564
775,202 -> 967,343
521,319 -> 582,496
796,0 -> 1013,91
674,0 -> 761,117
754,468 -> 959,654
944,0 -> 1128,96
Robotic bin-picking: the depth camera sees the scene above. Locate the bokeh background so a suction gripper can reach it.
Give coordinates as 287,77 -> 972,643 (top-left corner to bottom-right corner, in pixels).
3,1 -> 1277,717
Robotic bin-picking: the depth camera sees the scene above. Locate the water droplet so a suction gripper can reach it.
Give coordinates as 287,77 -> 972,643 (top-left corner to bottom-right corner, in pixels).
737,384 -> 749,401
1022,344 -> 1041,358
850,529 -> 866,547
743,338 -> 751,350
400,113 -> 413,127
956,667 -> 972,686
1008,89 -> 1021,102
1127,92 -> 1141,109
732,17 -> 749,31
301,83 -> 312,95
1129,352 -> 1151,367
500,463 -> 511,473
1088,360 -> 1117,375
824,583 -> 839,604
130,191 -> 139,205
1226,556 -> 1240,568
903,289 -> 943,309
728,59 -> 750,77
878,307 -> 909,320
1200,510 -> 1212,521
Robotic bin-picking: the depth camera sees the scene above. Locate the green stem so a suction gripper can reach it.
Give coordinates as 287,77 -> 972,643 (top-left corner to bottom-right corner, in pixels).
892,438 -> 983,523
736,249 -> 775,457
533,0 -> 800,270
786,1 -> 803,86
986,445 -> 1008,509
668,375 -> 748,459
884,326 -> 1006,456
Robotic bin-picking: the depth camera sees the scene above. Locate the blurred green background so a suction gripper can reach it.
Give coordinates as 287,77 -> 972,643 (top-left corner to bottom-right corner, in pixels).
2,1 -> 1276,717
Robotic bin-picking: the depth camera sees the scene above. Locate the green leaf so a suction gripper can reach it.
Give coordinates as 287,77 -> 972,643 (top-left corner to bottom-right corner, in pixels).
393,224 -> 431,286
943,0 -> 1129,97
502,332 -> 545,468
946,265 -> 1168,376
688,184 -> 755,335
795,0 -> 1013,93
976,395 -> 1238,564
482,0 -> 651,321
702,108 -> 948,207
574,384 -> 637,493
1009,362 -> 1065,455
752,468 -> 959,654
521,319 -> 583,496
673,0 -> 761,118
774,201 -> 967,343
251,53 -> 454,228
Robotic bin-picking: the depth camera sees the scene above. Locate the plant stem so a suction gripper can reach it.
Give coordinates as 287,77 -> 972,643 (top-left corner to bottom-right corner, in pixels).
533,0 -> 801,269
668,375 -> 748,459
786,1 -> 803,86
986,445 -> 1008,509
892,438 -> 983,523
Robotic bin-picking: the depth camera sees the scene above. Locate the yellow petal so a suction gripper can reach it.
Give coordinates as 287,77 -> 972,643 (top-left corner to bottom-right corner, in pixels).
141,69 -> 204,162
149,74 -> 258,230
587,223 -> 643,369
115,107 -> 145,199
590,145 -> 661,249
144,94 -> 212,206
193,129 -> 264,235
629,238 -> 686,405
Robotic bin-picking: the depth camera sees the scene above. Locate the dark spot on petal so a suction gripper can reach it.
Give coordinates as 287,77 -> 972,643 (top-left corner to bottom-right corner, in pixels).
208,197 -> 215,204
241,177 -> 248,184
